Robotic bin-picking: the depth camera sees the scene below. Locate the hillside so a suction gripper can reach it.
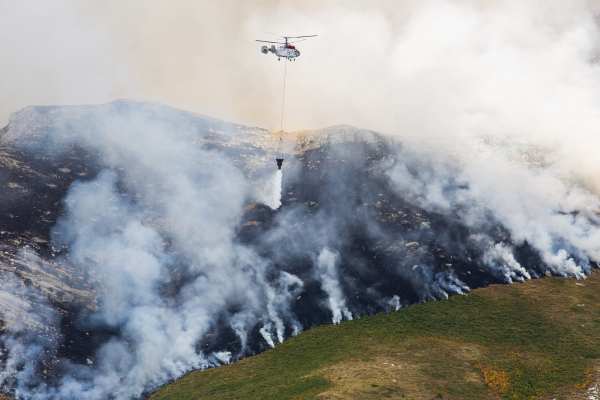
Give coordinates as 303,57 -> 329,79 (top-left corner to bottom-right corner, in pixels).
0,100 -> 598,399
151,273 -> 600,400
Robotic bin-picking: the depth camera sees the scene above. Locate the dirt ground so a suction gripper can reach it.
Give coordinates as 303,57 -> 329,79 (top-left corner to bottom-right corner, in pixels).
313,340 -> 493,400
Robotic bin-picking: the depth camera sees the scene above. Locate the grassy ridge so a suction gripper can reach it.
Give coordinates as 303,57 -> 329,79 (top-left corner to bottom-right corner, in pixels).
151,274 -> 600,399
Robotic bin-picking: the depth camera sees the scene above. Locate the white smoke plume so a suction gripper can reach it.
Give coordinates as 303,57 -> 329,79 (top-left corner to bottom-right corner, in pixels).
388,295 -> 401,311
0,105 -> 307,399
395,262 -> 469,303
387,142 -> 600,282
314,248 -> 352,325
477,236 -> 532,283
259,325 -> 275,349
0,272 -> 61,398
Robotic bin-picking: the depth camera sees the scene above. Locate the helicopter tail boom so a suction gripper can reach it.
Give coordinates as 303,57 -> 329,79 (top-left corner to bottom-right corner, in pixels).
261,45 -> 277,54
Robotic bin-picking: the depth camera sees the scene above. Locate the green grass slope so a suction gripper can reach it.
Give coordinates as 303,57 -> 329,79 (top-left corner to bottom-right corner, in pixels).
151,274 -> 600,399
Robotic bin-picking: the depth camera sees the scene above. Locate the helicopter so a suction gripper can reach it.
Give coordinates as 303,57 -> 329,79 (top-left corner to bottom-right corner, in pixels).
256,34 -> 317,61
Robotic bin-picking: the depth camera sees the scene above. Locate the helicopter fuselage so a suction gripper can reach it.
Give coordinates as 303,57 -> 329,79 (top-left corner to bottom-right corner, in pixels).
261,45 -> 300,59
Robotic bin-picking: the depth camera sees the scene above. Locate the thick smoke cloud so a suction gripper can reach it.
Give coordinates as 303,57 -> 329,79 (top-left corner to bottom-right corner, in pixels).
4,1 -> 600,161
0,106 -> 309,398
387,143 -> 600,280
2,0 -> 600,198
4,0 -> 600,189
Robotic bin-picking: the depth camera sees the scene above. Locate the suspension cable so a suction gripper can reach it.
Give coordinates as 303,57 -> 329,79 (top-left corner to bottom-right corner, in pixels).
280,58 -> 287,135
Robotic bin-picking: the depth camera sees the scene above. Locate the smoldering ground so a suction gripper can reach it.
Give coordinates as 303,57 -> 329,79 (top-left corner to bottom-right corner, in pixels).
0,102 -> 600,399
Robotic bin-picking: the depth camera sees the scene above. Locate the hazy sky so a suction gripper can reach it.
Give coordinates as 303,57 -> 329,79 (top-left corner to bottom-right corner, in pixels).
2,0 -> 600,139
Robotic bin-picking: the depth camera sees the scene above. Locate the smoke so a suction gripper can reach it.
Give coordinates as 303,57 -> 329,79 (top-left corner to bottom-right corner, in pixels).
315,248 -> 353,325
0,271 -> 61,398
0,104 -> 310,399
387,141 -> 600,282
2,1 -> 600,147
388,295 -> 401,311
2,0 -> 600,200
4,0 -> 600,191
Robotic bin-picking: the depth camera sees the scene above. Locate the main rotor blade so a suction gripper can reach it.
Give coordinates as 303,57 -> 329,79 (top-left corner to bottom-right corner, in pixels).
285,35 -> 317,39
256,40 -> 285,44
288,39 -> 307,44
